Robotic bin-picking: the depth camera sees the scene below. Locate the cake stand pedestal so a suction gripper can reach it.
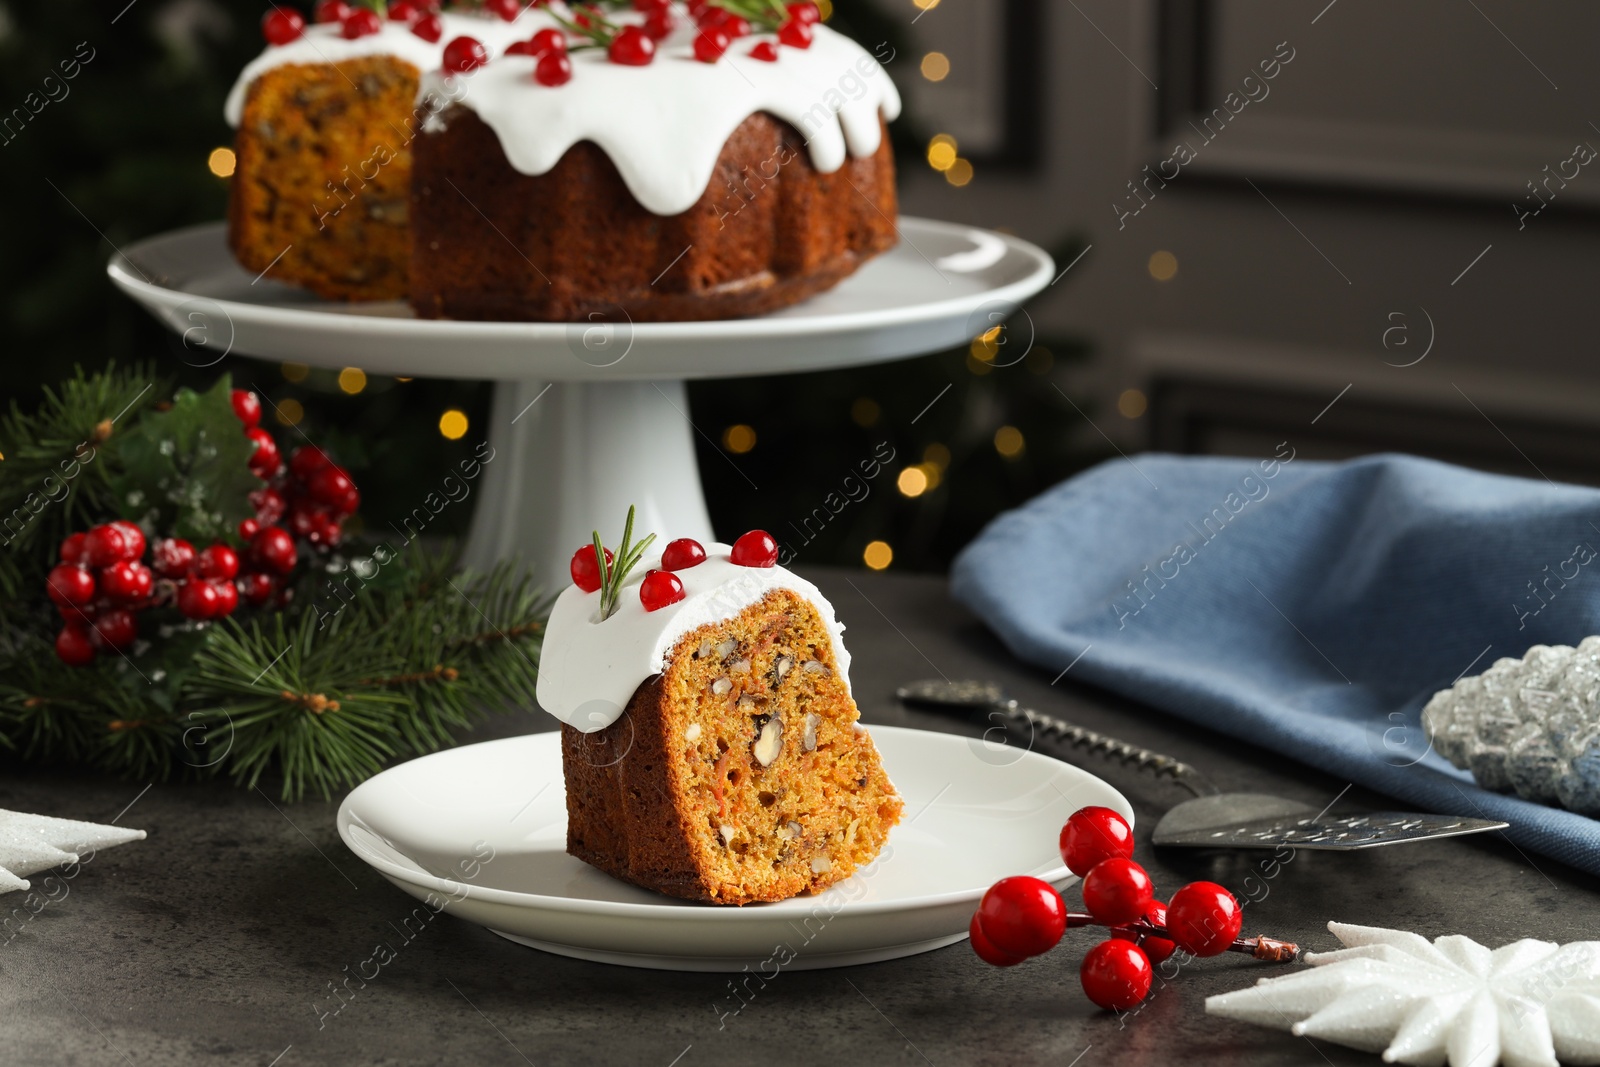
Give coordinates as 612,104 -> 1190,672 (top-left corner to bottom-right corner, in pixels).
108,218 -> 1053,582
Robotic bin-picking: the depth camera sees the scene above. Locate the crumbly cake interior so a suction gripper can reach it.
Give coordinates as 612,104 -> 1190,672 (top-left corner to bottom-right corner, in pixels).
564,589 -> 902,905
229,57 -> 417,301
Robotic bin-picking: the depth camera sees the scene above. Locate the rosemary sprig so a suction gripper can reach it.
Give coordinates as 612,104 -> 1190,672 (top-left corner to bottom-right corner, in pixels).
594,505 -> 657,620
707,0 -> 789,30
550,3 -> 620,47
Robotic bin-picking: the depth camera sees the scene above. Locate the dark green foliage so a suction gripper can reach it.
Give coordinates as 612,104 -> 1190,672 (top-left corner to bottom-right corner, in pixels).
0,368 -> 546,800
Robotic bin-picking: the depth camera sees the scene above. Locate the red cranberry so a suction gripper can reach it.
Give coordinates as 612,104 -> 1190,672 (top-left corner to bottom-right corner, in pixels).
313,516 -> 342,547
694,28 -> 729,62
47,564 -> 96,607
100,561 -> 154,603
341,8 -> 382,37
701,10 -> 750,36
505,39 -> 540,56
152,538 -> 197,578
485,0 -> 519,20
83,524 -> 130,567
1166,881 -> 1243,957
59,532 -> 86,564
729,530 -> 778,568
239,517 -> 261,541
290,445 -> 333,482
196,544 -> 241,581
974,876 -> 1066,959
1059,805 -> 1135,877
314,0 -> 353,23
570,544 -> 613,592
786,2 -> 821,24
92,609 -> 138,650
109,520 -> 146,561
534,51 -> 572,85
252,526 -> 298,575
240,573 -> 277,606
442,35 -> 488,74
748,40 -> 779,61
177,580 -> 221,620
968,912 -> 1026,967
1080,939 -> 1153,1012
245,427 -> 281,478
530,28 -> 566,54
388,0 -> 421,20
608,25 -> 656,65
210,578 -> 240,617
56,624 -> 96,666
1081,858 -> 1155,926
634,0 -> 670,11
1112,901 -> 1176,966
661,538 -> 706,571
643,10 -> 674,39
308,466 -> 358,511
262,8 -> 307,45
231,388 -> 262,427
778,18 -> 812,48
250,486 -> 287,525
639,569 -> 686,611
411,13 -> 443,41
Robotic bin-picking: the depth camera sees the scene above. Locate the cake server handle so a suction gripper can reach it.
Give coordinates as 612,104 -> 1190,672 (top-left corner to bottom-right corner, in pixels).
894,680 -> 1217,798
996,699 -> 1218,798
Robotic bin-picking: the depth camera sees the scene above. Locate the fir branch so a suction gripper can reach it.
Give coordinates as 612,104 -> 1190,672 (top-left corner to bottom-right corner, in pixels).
0,367 -> 551,801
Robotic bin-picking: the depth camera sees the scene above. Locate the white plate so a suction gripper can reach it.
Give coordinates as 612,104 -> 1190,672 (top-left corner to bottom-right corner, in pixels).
336,726 -> 1131,972
105,218 -> 1055,382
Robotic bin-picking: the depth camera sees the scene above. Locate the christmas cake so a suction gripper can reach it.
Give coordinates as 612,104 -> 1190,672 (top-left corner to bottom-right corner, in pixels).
535,516 -> 902,905
225,2 -> 901,319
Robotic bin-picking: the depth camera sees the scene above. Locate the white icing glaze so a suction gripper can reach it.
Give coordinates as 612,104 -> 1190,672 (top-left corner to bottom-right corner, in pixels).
224,10 -> 556,128
416,15 -> 901,216
536,544 -> 852,733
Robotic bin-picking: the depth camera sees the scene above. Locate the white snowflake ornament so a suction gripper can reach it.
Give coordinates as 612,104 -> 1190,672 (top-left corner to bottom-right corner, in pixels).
1207,922 -> 1600,1067
0,808 -> 145,894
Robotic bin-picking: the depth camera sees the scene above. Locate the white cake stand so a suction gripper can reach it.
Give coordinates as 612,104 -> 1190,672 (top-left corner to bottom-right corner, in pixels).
108,218 -> 1053,581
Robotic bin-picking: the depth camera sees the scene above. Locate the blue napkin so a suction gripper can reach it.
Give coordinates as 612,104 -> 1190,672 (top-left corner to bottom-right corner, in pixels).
951,451 -> 1600,876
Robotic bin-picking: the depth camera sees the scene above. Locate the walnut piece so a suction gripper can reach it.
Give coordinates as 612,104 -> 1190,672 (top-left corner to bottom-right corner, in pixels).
753,713 -> 784,767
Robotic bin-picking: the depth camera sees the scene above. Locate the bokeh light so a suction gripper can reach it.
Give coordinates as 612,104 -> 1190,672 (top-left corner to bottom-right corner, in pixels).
863,540 -> 894,570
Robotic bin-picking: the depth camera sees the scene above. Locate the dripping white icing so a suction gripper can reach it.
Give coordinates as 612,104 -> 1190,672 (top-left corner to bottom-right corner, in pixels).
417,18 -> 900,215
535,544 -> 852,733
224,4 -> 899,219
224,10 -> 553,128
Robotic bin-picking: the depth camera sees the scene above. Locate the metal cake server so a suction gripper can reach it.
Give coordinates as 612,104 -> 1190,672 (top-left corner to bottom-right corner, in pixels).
895,679 -> 1508,851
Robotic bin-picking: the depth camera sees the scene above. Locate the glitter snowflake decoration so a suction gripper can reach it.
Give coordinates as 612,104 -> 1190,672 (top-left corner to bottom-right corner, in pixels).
0,809 -> 144,894
1207,922 -> 1600,1067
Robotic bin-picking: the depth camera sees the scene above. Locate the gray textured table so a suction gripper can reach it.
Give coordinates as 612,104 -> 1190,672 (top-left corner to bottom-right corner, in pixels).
5,568 -> 1596,1066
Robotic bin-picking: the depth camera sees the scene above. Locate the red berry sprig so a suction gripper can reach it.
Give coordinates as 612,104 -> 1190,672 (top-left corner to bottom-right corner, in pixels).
48,391 -> 358,665
691,0 -> 816,63
969,806 -> 1300,1012
548,4 -> 659,69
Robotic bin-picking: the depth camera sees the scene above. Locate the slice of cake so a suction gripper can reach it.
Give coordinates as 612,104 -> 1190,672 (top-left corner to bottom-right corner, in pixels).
536,514 -> 902,905
225,6 -> 548,301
